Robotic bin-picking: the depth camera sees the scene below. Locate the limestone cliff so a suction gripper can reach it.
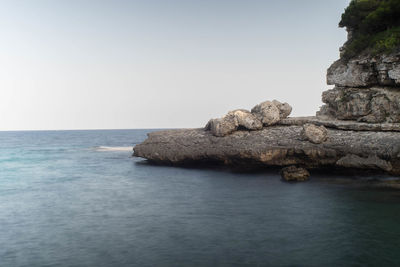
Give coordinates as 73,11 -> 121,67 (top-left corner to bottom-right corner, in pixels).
318,1 -> 400,123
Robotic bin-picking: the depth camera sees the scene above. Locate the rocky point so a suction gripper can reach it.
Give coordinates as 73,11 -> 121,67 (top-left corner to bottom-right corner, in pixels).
134,14 -> 400,182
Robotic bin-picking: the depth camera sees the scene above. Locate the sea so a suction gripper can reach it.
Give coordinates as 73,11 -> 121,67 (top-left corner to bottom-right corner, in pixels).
0,129 -> 400,267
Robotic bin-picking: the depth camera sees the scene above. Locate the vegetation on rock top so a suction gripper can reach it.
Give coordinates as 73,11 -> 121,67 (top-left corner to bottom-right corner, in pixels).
339,0 -> 400,58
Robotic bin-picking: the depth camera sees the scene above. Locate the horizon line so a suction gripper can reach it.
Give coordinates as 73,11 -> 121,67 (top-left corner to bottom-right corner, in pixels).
0,127 -> 184,132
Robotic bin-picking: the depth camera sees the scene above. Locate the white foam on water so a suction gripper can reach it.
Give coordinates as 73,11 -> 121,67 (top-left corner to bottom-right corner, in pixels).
94,146 -> 133,152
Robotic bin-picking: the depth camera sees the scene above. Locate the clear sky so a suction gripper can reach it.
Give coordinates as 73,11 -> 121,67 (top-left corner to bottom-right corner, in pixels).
0,0 -> 349,131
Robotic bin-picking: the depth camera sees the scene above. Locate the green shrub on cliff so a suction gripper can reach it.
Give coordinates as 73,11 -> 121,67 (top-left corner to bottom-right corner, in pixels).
339,0 -> 400,58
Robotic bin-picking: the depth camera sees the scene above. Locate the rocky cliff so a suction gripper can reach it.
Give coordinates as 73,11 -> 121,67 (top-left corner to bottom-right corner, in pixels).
133,96 -> 400,177
133,3 -> 400,181
318,51 -> 400,123
317,1 -> 400,124
134,48 -> 400,178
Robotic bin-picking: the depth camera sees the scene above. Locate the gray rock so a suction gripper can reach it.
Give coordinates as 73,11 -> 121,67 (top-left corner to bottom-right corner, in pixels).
206,114 -> 237,137
205,109 -> 263,137
251,101 -> 281,126
280,166 -> 310,182
327,52 -> 400,87
227,109 -> 263,130
327,57 -> 376,87
133,125 -> 400,176
301,123 -> 328,144
272,100 -> 292,119
318,86 -> 400,123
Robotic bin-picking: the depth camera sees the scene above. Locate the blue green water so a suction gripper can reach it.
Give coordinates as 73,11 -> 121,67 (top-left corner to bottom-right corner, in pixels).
0,129 -> 400,266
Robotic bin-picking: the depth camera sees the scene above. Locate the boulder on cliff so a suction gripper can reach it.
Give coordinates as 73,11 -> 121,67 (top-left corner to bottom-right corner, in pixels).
205,109 -> 263,137
228,109 -> 263,130
251,101 -> 281,126
272,100 -> 292,119
206,100 -> 292,137
205,116 -> 237,137
301,123 -> 328,144
251,100 -> 292,125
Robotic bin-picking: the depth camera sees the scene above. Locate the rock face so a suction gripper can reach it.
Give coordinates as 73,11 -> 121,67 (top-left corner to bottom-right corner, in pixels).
279,116 -> 400,132
133,126 -> 400,176
327,52 -> 400,87
318,86 -> 400,123
280,166 -> 310,182
319,35 -> 400,123
301,124 -> 328,144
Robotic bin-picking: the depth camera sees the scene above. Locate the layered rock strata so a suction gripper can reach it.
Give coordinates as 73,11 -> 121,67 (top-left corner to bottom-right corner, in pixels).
318,50 -> 400,123
133,126 -> 400,176
327,52 -> 400,88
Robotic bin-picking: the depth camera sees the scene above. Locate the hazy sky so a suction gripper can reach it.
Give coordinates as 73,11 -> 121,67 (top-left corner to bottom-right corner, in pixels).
0,0 -> 349,130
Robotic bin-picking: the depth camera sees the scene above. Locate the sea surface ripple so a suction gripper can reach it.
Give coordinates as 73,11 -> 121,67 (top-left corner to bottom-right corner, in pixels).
0,129 -> 399,266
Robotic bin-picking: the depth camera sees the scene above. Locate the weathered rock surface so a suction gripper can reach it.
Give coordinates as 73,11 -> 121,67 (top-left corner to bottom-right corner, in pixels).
205,100 -> 291,137
301,124 -> 328,144
279,116 -> 400,132
133,125 -> 400,176
280,166 -> 310,182
205,117 -> 236,137
318,86 -> 400,123
327,52 -> 400,87
228,109 -> 263,130
251,101 -> 281,126
272,100 -> 292,119
205,109 -> 263,137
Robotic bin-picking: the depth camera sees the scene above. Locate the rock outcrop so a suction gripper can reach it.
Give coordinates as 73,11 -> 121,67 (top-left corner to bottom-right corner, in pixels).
327,52 -> 400,88
319,40 -> 400,124
133,125 -> 400,176
318,86 -> 400,123
133,51 -> 400,177
133,10 -> 400,180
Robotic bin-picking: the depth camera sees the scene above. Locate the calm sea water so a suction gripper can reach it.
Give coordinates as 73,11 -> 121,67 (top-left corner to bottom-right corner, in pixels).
0,129 -> 400,267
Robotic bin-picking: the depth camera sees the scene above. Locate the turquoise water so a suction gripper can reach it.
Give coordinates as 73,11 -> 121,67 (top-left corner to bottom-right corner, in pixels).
0,129 -> 400,266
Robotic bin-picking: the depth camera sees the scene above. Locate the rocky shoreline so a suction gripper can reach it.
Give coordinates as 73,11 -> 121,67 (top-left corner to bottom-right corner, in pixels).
133,93 -> 400,181
133,120 -> 400,176
133,10 -> 400,182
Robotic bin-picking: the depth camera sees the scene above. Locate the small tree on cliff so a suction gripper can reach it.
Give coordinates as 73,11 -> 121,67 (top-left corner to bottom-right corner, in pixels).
339,0 -> 400,58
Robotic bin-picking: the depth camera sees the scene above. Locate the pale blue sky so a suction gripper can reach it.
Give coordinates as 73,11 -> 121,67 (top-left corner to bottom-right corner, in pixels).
0,0 -> 349,130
